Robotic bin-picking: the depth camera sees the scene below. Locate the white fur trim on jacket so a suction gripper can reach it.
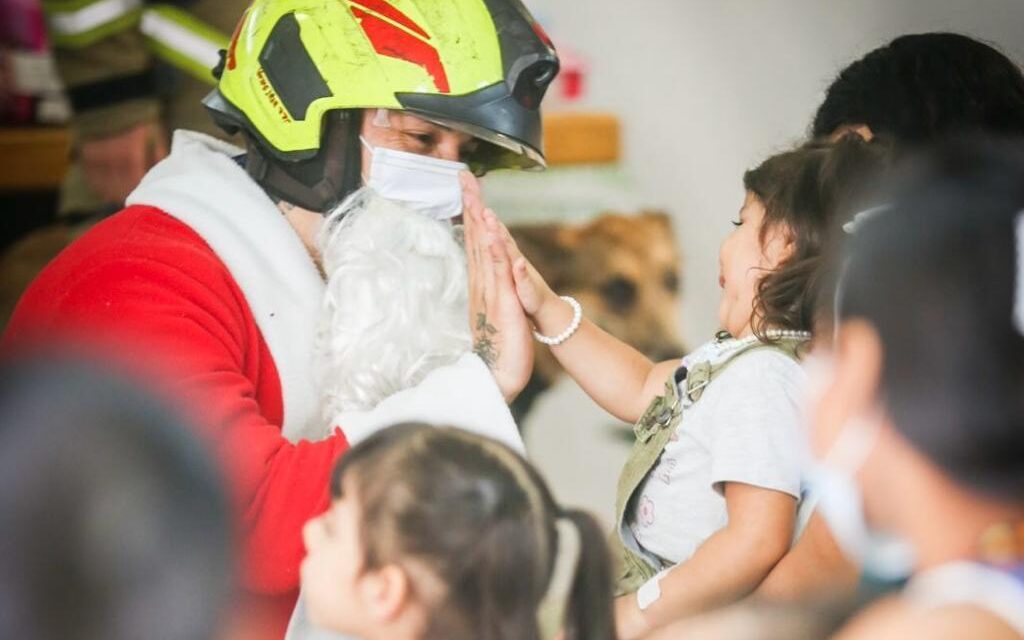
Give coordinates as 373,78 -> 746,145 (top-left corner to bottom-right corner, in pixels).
334,352 -> 523,453
127,130 -> 325,442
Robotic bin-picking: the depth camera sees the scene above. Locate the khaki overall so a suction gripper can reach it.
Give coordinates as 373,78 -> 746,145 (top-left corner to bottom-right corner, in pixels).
612,335 -> 807,595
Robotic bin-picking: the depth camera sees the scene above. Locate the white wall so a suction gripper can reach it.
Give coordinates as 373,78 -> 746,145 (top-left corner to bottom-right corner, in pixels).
529,0 -> 1024,344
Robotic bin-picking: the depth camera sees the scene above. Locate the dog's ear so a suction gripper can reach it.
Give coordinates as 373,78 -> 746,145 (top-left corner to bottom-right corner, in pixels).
637,210 -> 673,231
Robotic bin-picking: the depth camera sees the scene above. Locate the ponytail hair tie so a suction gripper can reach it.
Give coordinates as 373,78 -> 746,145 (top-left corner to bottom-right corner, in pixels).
536,517 -> 582,640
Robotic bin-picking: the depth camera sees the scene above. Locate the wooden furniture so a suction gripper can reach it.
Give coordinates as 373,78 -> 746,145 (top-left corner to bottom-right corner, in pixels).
0,127 -> 71,192
543,111 -> 620,165
0,112 -> 620,193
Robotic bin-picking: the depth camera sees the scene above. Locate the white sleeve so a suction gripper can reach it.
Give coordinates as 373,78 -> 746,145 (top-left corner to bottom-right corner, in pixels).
332,352 -> 525,454
707,350 -> 806,499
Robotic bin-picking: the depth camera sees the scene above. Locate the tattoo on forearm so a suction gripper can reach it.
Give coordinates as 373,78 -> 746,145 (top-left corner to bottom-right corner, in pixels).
473,313 -> 499,368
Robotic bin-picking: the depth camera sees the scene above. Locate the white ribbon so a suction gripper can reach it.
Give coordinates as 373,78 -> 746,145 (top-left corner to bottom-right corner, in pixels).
536,517 -> 582,640
842,204 -> 890,234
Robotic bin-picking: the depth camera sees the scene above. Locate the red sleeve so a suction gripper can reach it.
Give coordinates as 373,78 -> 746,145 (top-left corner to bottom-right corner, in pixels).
3,209 -> 349,595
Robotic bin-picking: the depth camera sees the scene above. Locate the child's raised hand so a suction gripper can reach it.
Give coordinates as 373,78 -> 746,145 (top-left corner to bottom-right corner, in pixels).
489,223 -> 572,339
484,221 -> 558,319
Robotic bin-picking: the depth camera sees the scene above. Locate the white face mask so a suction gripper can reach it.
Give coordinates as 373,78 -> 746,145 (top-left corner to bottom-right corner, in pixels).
808,413 -> 917,582
360,137 -> 468,221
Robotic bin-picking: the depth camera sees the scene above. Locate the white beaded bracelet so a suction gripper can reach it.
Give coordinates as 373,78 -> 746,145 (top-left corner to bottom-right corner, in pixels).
533,296 -> 582,346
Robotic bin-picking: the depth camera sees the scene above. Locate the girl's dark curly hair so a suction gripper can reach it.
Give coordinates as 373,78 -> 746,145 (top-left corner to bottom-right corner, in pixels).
743,135 -> 889,340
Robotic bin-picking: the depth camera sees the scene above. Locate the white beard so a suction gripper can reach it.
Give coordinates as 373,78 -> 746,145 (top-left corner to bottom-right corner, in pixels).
312,189 -> 471,424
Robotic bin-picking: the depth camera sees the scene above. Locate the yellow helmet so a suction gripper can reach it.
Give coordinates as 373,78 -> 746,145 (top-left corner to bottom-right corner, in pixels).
204,0 -> 559,211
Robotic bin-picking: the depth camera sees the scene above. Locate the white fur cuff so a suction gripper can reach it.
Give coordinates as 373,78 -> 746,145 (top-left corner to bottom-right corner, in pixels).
332,353 -> 524,453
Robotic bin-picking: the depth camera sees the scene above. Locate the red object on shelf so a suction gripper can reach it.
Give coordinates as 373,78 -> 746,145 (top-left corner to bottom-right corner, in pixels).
556,47 -> 587,102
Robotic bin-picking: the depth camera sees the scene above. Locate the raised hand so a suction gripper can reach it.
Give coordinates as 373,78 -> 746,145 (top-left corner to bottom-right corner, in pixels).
490,223 -> 574,339
462,173 -> 534,403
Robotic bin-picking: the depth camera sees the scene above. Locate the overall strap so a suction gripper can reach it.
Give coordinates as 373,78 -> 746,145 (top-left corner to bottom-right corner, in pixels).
611,336 -> 807,594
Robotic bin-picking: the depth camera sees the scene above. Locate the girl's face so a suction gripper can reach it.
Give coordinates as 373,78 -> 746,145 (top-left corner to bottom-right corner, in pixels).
300,491 -> 368,634
717,192 -> 792,337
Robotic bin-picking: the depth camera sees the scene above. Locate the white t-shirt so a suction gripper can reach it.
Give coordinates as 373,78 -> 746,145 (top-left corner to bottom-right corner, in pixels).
625,338 -> 807,566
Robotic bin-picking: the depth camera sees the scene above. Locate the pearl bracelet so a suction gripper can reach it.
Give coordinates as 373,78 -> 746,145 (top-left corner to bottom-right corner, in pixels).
533,296 -> 583,346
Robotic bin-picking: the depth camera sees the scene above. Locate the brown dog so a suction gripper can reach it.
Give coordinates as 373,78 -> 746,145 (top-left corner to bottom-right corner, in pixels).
508,211 -> 687,422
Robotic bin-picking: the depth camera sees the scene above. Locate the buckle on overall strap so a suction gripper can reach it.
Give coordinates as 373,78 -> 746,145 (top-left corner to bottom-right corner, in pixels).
683,360 -> 712,404
633,376 -> 682,443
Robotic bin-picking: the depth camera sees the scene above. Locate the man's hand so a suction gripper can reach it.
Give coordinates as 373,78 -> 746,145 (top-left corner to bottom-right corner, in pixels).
462,173 -> 534,403
80,121 -> 168,204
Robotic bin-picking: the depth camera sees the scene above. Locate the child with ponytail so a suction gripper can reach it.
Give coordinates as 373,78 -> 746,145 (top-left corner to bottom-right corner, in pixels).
295,423 -> 615,640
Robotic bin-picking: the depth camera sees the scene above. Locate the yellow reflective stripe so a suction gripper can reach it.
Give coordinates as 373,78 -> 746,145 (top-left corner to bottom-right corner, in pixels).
140,5 -> 229,85
46,0 -> 141,36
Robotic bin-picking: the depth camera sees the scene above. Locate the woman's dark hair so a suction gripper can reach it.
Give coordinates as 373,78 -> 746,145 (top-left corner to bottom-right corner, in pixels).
812,32 -> 1024,144
331,423 -> 614,640
742,134 -> 889,339
0,356 -> 234,640
837,137 -> 1024,501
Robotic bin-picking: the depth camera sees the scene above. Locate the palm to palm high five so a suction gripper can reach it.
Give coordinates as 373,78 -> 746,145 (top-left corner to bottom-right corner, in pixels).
461,173 -> 536,403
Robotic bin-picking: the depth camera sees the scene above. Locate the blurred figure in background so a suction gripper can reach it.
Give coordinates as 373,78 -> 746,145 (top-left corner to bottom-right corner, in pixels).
815,139 -> 1024,639
0,355 -> 235,640
812,32 -> 1024,146
41,0 -> 243,215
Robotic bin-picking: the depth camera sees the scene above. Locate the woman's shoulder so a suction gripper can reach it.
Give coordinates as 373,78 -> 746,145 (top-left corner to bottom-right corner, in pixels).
835,596 -> 1020,640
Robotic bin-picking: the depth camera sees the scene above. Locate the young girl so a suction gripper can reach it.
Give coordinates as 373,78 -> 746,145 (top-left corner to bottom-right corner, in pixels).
465,135 -> 887,638
295,423 -> 615,640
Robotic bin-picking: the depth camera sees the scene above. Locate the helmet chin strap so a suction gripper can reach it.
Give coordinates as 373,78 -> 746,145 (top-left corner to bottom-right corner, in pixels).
244,110 -> 364,214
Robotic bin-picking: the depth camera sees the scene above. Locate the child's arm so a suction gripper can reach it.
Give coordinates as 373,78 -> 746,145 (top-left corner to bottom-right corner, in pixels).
526,289 -> 680,423
483,212 -> 680,423
616,483 -> 797,639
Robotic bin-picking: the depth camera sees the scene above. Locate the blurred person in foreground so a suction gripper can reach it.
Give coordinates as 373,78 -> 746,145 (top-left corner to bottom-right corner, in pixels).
0,355 -> 234,640
757,31 -> 1024,603
815,139 -> 1024,639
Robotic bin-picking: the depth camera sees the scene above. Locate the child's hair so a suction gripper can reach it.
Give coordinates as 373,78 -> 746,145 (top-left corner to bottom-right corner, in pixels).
742,134 -> 889,339
837,136 -> 1024,500
331,423 -> 615,640
0,355 -> 233,640
812,33 -> 1024,145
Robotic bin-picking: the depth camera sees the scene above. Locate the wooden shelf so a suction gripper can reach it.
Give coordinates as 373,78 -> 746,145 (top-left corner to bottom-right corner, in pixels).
0,127 -> 71,192
542,111 -> 621,166
0,112 -> 620,193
